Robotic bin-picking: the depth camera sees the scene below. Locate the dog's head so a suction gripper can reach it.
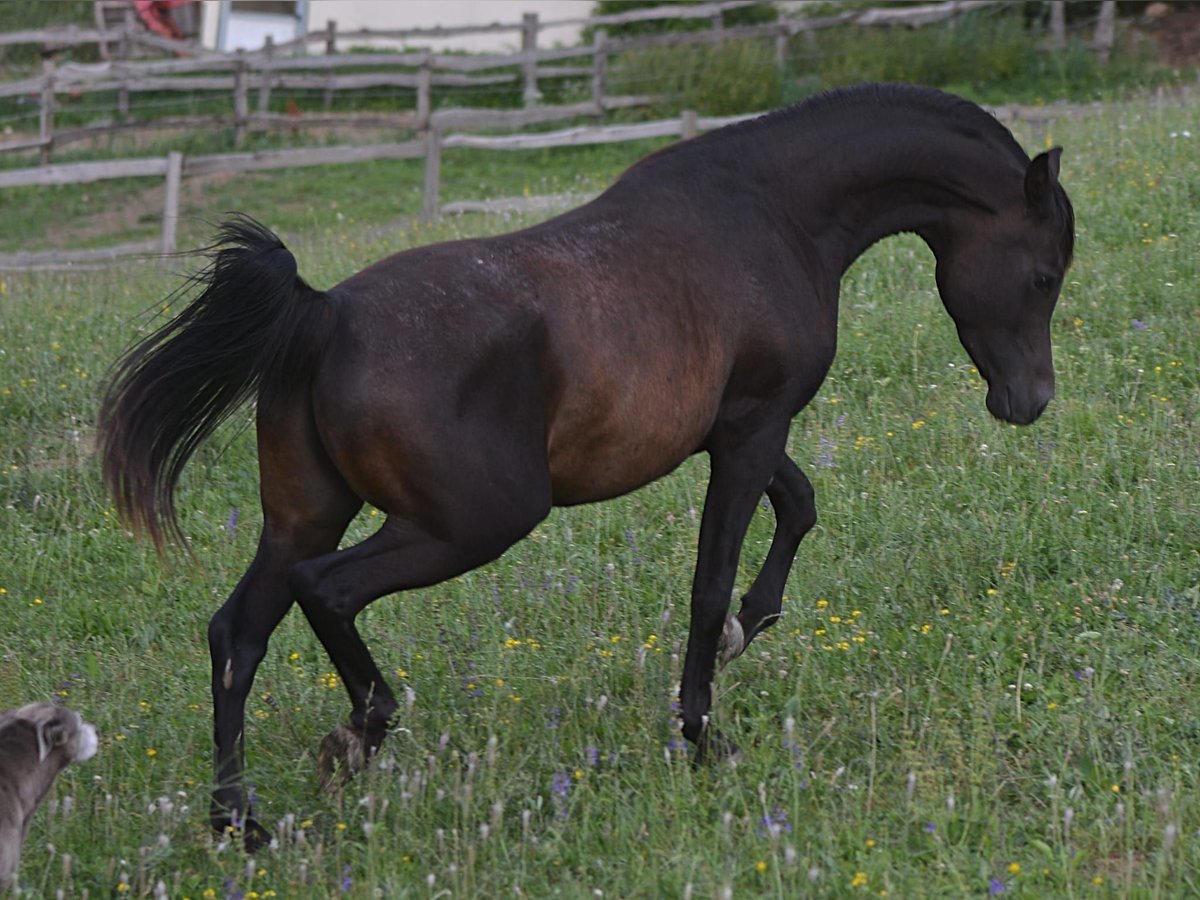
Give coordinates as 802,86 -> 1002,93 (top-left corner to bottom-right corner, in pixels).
0,703 -> 98,769
0,705 -> 97,891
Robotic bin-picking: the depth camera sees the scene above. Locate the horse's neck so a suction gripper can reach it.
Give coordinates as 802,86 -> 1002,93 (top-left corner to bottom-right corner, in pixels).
752,120 -> 1020,275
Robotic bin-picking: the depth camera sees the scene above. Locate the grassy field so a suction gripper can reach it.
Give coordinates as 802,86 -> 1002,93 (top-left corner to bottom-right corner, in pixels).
1,92 -> 1199,897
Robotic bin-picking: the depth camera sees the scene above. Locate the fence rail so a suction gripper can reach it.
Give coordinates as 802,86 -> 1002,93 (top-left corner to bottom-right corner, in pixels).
0,0 -> 1015,162
0,92 -> 1136,271
0,0 -> 1130,268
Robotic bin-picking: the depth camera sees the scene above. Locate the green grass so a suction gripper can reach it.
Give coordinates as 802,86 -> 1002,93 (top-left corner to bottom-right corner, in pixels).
2,95 -> 1200,897
0,134 -> 664,254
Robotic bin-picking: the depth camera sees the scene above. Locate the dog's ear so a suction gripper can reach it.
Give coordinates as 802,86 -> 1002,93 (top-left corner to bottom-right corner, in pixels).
36,715 -> 69,763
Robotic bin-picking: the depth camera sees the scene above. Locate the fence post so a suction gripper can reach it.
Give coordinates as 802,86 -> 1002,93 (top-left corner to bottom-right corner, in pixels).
680,109 -> 698,141
118,71 -> 130,120
1048,1 -> 1066,51
322,21 -> 338,108
774,23 -> 788,70
233,50 -> 248,147
416,56 -> 433,130
591,31 -> 607,112
117,4 -> 135,60
39,58 -> 55,166
96,4 -> 112,60
422,126 -> 442,223
521,12 -> 541,106
1093,0 -> 1115,65
161,151 -> 183,254
258,35 -> 274,124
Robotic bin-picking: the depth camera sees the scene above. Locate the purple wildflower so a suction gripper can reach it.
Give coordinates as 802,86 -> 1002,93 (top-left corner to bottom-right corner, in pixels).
1131,319 -> 1147,331
783,736 -> 804,770
988,877 -> 1007,895
924,821 -> 936,833
758,805 -> 793,838
815,434 -> 835,469
624,527 -> 642,564
551,771 -> 571,799
551,770 -> 572,820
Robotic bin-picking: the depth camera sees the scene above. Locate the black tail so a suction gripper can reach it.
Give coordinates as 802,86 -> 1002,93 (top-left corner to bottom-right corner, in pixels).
98,215 -> 334,553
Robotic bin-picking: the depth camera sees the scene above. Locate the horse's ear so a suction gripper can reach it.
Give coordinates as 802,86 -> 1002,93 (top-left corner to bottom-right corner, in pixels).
1025,147 -> 1062,212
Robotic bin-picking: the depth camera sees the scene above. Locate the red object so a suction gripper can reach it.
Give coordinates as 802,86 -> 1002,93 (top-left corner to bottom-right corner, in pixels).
133,0 -> 193,40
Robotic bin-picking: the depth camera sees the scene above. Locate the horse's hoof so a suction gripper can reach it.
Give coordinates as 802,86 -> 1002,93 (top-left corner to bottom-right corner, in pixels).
317,724 -> 368,792
241,817 -> 272,852
210,810 -> 272,853
716,615 -> 746,668
693,727 -> 742,767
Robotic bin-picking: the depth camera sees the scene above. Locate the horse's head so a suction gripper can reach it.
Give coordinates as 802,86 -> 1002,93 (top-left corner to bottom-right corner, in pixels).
935,148 -> 1075,425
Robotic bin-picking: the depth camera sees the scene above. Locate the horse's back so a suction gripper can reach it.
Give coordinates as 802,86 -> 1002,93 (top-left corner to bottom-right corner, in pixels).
308,187 -> 829,512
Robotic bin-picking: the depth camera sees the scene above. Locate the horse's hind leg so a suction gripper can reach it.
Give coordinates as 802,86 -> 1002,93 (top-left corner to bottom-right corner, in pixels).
208,409 -> 361,845
718,456 -> 815,667
288,478 -> 551,788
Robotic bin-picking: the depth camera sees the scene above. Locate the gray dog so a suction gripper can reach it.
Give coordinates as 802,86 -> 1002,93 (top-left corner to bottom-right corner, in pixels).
0,704 -> 98,891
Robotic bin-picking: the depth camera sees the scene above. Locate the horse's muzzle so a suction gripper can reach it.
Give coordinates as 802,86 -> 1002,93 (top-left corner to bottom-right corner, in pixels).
986,381 -> 1053,425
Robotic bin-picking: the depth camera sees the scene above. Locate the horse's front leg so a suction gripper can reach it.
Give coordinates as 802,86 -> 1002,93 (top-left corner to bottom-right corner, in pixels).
680,426 -> 789,764
717,456 -> 816,667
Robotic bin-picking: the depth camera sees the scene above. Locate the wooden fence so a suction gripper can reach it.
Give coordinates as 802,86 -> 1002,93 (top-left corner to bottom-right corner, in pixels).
0,92 -> 1131,271
0,0 -> 1006,163
0,0 -> 1131,268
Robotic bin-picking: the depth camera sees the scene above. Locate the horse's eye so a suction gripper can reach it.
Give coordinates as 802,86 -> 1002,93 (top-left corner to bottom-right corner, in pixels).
1033,274 -> 1057,292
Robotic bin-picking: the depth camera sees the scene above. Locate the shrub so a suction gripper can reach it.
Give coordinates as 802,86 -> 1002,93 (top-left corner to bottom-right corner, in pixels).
610,38 -> 783,116
786,6 -> 1180,104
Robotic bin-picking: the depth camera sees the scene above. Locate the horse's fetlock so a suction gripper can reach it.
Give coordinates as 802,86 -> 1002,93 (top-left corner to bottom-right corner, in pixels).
716,615 -> 747,668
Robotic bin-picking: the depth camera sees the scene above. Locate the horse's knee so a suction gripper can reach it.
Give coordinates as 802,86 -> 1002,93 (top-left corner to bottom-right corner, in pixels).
797,492 -> 816,533
782,472 -> 816,537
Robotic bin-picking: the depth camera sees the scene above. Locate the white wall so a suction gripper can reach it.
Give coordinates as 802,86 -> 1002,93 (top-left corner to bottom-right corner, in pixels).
199,1 -> 593,54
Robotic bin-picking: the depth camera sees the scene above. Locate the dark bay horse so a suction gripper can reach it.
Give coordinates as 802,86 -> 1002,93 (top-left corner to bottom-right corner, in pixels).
99,83 -> 1074,843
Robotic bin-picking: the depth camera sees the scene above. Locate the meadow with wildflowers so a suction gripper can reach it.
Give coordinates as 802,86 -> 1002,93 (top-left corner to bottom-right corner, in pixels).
1,93 -> 1199,897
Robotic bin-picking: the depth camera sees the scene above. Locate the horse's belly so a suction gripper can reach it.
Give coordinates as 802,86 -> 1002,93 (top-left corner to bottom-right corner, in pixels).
545,401 -> 711,505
